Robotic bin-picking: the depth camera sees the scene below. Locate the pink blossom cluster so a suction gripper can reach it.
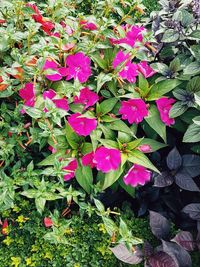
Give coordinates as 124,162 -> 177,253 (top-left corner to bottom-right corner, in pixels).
62,147 -> 151,187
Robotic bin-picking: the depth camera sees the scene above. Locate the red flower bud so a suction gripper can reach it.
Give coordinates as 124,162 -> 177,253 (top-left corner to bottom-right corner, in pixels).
44,217 -> 53,228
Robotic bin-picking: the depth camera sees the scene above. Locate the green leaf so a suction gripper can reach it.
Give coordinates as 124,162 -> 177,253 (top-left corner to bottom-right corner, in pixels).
188,30 -> 200,40
193,116 -> 200,126
194,91 -> 200,106
90,129 -> 102,150
38,152 -> 64,166
97,73 -> 112,93
145,105 -> 166,142
24,107 -> 42,119
99,139 -> 119,149
169,102 -> 188,118
65,122 -> 81,149
138,73 -> 149,97
127,138 -> 143,151
183,123 -> 200,143
99,98 -> 118,115
151,63 -> 169,75
35,197 -> 46,214
128,150 -> 160,173
118,177 -> 135,197
184,62 -> 200,76
140,138 -> 167,152
75,165 -> 93,194
161,29 -> 179,43
101,166 -> 125,190
94,198 -> 105,213
102,217 -> 117,236
147,79 -> 181,101
91,54 -> 107,69
106,120 -> 135,137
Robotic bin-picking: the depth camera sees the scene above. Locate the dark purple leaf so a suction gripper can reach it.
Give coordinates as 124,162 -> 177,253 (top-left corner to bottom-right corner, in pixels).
149,211 -> 170,239
172,231 -> 195,251
175,170 -> 200,192
162,240 -> 192,267
197,221 -> 200,232
154,171 -> 174,187
182,154 -> 200,177
182,203 -> 200,220
196,232 -> 200,251
144,241 -> 154,257
148,251 -> 178,267
110,244 -> 143,264
166,147 -> 182,170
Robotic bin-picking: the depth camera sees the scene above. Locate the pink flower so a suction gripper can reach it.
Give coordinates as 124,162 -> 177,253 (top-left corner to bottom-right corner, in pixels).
68,113 -> 97,136
111,26 -> 145,47
19,83 -> 35,107
137,144 -> 152,153
119,99 -> 148,124
93,147 -> 121,173
43,89 -> 69,111
63,159 -> 78,181
80,20 -> 97,30
44,217 -> 53,228
156,98 -> 176,126
123,164 -> 151,187
43,59 -> 62,81
81,151 -> 95,168
74,87 -> 99,109
113,51 -> 138,83
112,50 -> 130,69
48,146 -> 57,153
137,61 -> 156,78
66,52 -> 91,83
43,89 -> 56,100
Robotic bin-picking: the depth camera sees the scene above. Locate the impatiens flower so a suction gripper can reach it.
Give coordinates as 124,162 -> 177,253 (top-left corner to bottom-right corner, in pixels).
66,52 -> 91,83
137,61 -> 156,78
19,83 -> 35,107
137,144 -> 152,153
43,59 -> 62,81
63,159 -> 78,181
74,87 -> 99,109
156,97 -> 176,126
81,151 -> 95,168
48,146 -> 57,154
123,164 -> 151,187
113,51 -> 138,83
119,99 -> 148,124
44,217 -> 53,228
68,113 -> 97,136
1,219 -> 8,235
80,20 -> 97,30
43,89 -> 69,111
93,147 -> 121,173
110,25 -> 145,47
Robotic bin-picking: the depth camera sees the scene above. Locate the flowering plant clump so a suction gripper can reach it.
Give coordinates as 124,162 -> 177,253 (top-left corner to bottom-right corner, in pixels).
0,0 -> 181,213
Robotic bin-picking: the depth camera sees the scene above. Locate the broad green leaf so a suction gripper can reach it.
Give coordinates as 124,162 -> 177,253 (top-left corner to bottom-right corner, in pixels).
35,197 -> 46,214
184,62 -> 200,76
24,107 -> 42,119
128,150 -> 160,173
75,165 -> 93,194
138,73 -> 149,97
94,198 -> 105,213
161,29 -> 179,43
127,138 -> 143,150
101,166 -> 124,190
97,73 -> 112,93
145,105 -> 166,142
183,123 -> 200,143
106,120 -> 136,137
169,102 -> 188,118
188,30 -> 200,40
65,122 -> 81,149
147,79 -> 181,101
140,138 -> 167,152
99,98 -> 118,115
99,139 -> 119,149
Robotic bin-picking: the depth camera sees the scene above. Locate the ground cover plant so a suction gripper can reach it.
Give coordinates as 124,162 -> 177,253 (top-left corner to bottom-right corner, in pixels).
0,0 -> 200,266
